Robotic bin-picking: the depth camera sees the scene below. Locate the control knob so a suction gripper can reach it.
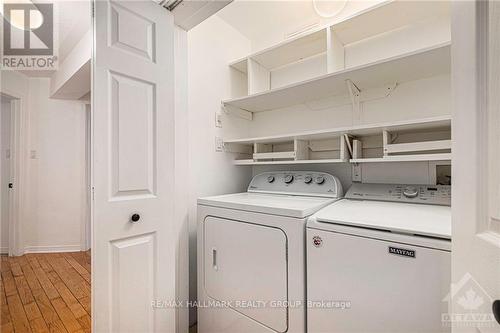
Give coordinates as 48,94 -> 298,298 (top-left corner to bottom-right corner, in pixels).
267,175 -> 275,183
304,176 -> 313,184
284,175 -> 294,184
403,186 -> 419,198
315,176 -> 325,184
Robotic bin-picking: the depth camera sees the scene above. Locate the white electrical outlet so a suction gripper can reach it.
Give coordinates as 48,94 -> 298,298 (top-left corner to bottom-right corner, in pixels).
352,163 -> 362,182
215,137 -> 224,152
215,112 -> 222,128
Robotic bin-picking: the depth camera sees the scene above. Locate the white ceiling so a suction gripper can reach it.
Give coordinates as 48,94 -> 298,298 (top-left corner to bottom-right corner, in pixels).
217,0 -> 321,49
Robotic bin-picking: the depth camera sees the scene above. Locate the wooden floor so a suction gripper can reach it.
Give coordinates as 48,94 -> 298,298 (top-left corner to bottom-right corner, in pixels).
1,252 -> 91,333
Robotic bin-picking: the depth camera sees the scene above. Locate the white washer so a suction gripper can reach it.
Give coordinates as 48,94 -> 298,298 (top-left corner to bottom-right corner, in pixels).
307,183 -> 451,333
197,171 -> 343,333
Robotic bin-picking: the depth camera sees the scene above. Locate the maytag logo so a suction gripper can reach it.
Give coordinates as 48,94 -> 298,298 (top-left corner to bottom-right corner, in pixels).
388,246 -> 415,258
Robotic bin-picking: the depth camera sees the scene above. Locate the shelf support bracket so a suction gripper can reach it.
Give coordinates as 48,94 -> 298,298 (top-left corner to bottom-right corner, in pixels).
221,102 -> 253,121
346,79 -> 361,121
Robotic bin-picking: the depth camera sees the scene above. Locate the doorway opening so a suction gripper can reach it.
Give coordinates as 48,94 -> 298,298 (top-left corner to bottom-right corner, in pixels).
0,80 -> 92,332
1,94 -> 15,255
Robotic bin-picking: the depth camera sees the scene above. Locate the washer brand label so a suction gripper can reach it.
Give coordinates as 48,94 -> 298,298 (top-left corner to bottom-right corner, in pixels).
388,246 -> 415,258
312,236 -> 323,248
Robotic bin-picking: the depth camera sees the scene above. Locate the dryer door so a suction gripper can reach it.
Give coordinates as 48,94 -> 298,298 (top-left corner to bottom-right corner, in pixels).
203,217 -> 288,332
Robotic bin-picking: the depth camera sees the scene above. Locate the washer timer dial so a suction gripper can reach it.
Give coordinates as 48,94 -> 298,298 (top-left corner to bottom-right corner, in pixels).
403,186 -> 419,198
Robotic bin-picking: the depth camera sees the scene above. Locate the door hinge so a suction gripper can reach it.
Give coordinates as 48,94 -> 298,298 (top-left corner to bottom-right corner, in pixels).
92,186 -> 95,201
8,183 -> 13,189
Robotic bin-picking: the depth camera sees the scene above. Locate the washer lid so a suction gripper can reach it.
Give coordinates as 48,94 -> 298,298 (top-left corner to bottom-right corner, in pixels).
198,192 -> 337,218
313,199 -> 451,239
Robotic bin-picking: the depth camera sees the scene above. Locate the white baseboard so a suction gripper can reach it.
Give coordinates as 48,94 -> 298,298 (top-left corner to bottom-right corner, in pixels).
24,245 -> 82,254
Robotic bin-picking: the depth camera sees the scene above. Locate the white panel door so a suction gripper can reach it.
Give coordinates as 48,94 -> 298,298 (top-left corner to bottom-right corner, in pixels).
93,1 -> 175,332
203,217 -> 289,332
451,1 -> 500,332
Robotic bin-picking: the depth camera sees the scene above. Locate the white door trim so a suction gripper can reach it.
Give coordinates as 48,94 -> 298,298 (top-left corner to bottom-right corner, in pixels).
81,103 -> 91,251
451,0 -> 500,330
0,89 -> 28,256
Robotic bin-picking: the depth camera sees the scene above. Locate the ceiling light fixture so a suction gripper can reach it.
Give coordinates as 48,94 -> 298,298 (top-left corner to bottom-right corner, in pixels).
1,0 -> 43,30
312,0 -> 347,18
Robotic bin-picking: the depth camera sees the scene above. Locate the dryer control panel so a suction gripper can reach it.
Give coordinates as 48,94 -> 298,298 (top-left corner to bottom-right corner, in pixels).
345,183 -> 451,206
248,171 -> 343,198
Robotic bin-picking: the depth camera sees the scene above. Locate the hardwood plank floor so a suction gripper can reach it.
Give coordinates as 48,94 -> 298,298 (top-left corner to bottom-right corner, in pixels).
0,252 -> 90,333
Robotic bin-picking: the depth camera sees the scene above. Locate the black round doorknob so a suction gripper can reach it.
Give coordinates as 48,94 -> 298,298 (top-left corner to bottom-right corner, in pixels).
493,300 -> 500,325
131,214 -> 141,223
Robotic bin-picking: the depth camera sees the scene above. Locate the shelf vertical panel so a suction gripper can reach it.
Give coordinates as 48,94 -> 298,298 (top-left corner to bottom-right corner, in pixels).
327,27 -> 345,73
248,58 -> 271,95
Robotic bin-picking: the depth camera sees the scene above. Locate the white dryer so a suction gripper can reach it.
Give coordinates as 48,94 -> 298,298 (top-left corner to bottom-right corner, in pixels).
307,183 -> 451,333
197,171 -> 343,333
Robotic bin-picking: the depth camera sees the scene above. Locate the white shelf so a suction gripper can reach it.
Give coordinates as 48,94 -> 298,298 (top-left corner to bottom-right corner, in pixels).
230,28 -> 327,73
234,159 -> 347,166
385,140 -> 451,154
253,151 -> 295,160
332,0 -> 449,45
225,116 -> 451,145
350,153 -> 452,163
227,117 -> 451,166
223,43 -> 450,113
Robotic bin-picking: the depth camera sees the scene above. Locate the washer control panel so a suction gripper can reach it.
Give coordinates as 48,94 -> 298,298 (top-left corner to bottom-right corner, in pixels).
248,171 -> 343,198
345,183 -> 451,206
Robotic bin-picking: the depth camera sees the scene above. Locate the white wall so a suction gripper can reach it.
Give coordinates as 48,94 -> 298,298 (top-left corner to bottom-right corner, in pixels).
187,15 -> 253,326
25,78 -> 87,252
0,100 -> 12,253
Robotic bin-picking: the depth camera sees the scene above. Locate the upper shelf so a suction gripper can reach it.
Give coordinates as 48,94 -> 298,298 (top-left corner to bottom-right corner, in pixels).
229,1 -> 449,73
230,28 -> 327,73
223,42 -> 450,113
332,0 -> 449,45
